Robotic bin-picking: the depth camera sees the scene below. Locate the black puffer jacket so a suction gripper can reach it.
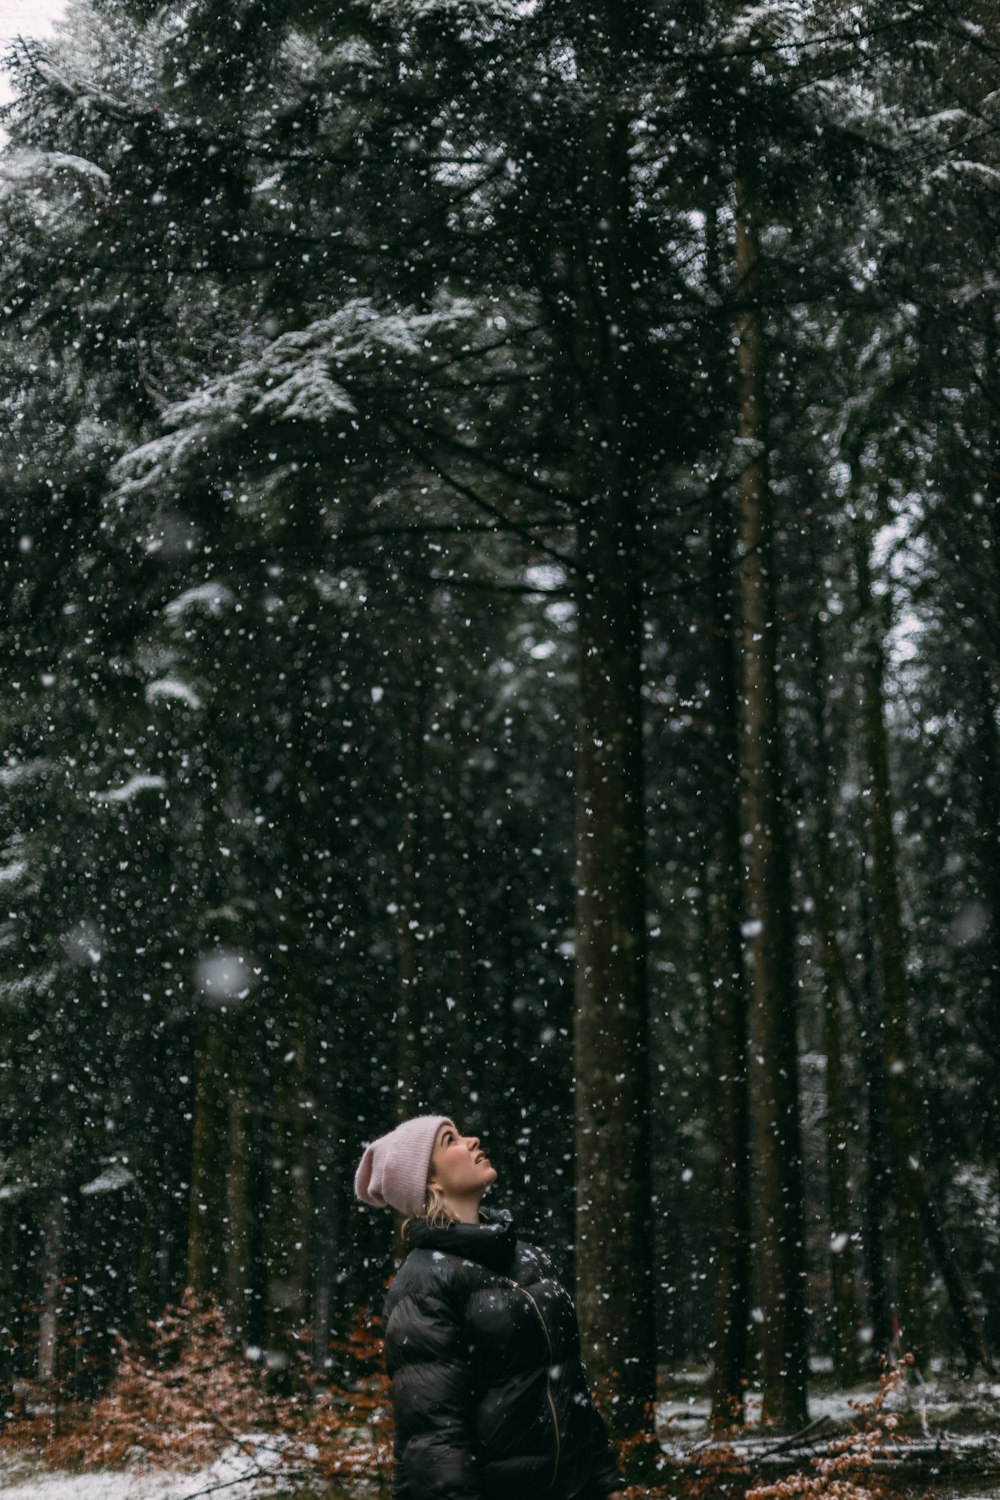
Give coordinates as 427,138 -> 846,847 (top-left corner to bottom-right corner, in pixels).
383,1207 -> 622,1500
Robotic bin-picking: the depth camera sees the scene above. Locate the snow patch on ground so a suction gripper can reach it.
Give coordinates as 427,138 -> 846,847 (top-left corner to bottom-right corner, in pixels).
657,1371 -> 1000,1438
0,1442 -> 285,1500
8,1378 -> 1000,1498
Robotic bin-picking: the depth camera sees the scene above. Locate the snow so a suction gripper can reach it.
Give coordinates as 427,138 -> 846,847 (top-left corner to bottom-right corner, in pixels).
0,758 -> 53,786
929,160 -> 1000,188
111,427 -> 217,507
721,0 -> 809,48
79,1164 -> 135,1196
164,582 -> 234,620
250,358 -> 355,424
371,0 -> 520,18
195,951 -> 256,1003
327,37 -> 378,66
145,678 -> 203,710
91,775 -> 167,804
657,1371 -> 1000,1441
0,1444 -> 285,1500
0,966 -> 58,998
110,296 -> 477,502
9,1377 -> 997,1500
0,148 -> 109,198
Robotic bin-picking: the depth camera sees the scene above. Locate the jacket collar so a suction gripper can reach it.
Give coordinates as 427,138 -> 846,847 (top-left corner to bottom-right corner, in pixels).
405,1205 -> 517,1272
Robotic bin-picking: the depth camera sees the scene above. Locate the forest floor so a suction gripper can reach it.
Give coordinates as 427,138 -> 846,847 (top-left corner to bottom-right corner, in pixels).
659,1364 -> 1000,1437
0,1449 -> 273,1500
653,1367 -> 1000,1499
5,1371 -> 1000,1500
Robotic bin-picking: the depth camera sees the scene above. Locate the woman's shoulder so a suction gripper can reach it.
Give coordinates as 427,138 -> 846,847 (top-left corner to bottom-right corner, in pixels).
513,1236 -> 559,1283
394,1239 -> 460,1282
386,1238 -> 469,1312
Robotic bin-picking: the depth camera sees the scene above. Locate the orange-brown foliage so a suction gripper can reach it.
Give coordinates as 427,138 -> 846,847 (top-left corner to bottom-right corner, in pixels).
744,1360 -> 912,1500
613,1359 -> 913,1500
0,1292 -> 392,1490
282,1305 -> 394,1487
2,1300 -> 913,1500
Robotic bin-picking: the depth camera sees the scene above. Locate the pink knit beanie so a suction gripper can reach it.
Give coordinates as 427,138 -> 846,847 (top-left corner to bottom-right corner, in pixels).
354,1115 -> 455,1217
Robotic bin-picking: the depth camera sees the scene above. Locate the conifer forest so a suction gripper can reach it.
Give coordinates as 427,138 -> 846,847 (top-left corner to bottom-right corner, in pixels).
1,0 -> 1000,1483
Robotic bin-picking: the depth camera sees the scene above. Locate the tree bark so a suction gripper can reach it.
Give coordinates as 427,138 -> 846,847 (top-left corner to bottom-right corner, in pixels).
225,1048 -> 253,1340
574,495 -> 652,1436
707,481 -> 753,1423
855,528 -> 929,1369
265,997 -> 312,1384
445,716 -> 476,1103
915,1163 -> 994,1375
187,1010 -> 229,1301
37,1194 -> 65,1386
733,173 -> 808,1431
809,610 -> 861,1384
972,662 -> 1000,1250
396,594 -> 430,1117
571,77 -> 655,1437
853,873 -> 894,1364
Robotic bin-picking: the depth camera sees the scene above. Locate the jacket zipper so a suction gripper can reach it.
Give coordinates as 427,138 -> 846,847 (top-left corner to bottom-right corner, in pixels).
497,1273 -> 561,1488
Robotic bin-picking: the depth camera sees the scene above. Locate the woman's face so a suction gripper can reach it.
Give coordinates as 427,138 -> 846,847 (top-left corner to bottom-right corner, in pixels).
428,1122 -> 497,1199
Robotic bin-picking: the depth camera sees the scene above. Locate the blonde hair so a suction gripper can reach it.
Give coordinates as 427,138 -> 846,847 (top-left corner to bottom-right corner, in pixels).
423,1184 -> 458,1228
401,1183 -> 458,1241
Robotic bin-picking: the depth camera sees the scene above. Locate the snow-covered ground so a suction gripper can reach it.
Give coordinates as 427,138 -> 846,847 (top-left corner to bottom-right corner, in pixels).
659,1384 -> 908,1430
657,1373 -> 1000,1436
0,1445 -> 288,1500
7,1376 -> 1000,1499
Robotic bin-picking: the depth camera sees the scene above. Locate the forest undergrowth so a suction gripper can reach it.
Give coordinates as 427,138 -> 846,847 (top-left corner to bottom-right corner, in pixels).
0,1296 -> 945,1500
0,1294 -> 393,1492
618,1358 -> 917,1500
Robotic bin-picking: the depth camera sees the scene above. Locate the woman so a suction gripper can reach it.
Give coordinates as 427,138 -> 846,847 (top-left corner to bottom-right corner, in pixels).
355,1114 -> 625,1500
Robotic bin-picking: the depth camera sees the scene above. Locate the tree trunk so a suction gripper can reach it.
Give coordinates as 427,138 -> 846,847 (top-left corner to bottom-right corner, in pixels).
445,719 -> 476,1105
733,173 -> 808,1431
973,664 -> 1000,1284
707,481 -> 753,1423
128,1173 -> 159,1346
809,610 -> 860,1385
571,87 -> 654,1438
187,1009 -> 229,1301
37,1194 -> 65,1385
574,497 -> 652,1436
396,596 -> 430,1117
225,1046 -> 253,1340
915,1162 -> 994,1375
853,873 -> 894,1365
265,997 -> 312,1384
822,954 -> 860,1383
0,1204 -> 18,1413
855,528 -> 929,1369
